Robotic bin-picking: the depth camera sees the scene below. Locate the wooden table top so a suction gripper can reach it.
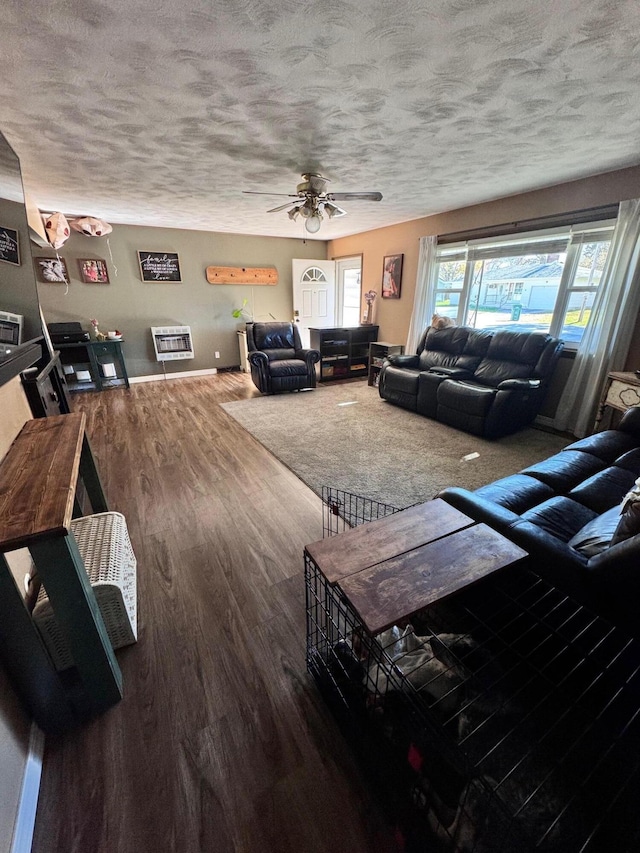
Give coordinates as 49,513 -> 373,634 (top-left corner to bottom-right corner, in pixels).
306,497 -> 527,636
339,523 -> 527,635
608,371 -> 640,385
305,499 -> 474,584
0,412 -> 86,551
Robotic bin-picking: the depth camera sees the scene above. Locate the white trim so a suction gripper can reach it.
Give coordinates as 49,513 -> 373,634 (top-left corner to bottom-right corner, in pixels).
129,367 -> 219,384
11,724 -> 45,853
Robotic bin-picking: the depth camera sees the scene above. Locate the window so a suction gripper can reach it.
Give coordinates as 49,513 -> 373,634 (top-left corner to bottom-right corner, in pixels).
433,223 -> 614,347
301,267 -> 328,283
335,256 -> 362,326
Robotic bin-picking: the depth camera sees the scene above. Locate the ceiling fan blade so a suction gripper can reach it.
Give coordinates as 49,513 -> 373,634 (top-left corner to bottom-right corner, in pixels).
266,200 -> 302,213
242,190 -> 301,197
326,192 -> 383,202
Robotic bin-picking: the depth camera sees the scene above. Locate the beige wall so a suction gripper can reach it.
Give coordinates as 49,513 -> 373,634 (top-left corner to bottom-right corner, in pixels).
328,164 -> 640,362
37,226 -> 326,378
0,378 -> 35,853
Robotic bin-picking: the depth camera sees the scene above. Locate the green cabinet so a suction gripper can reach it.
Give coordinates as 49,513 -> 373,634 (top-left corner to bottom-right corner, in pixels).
57,339 -> 130,391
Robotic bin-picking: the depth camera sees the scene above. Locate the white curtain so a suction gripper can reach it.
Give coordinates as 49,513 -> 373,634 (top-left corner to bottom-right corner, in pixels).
554,198 -> 640,436
406,235 -> 438,353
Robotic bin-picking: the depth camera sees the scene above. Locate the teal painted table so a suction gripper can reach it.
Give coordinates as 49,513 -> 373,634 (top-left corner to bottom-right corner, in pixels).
0,413 -> 123,732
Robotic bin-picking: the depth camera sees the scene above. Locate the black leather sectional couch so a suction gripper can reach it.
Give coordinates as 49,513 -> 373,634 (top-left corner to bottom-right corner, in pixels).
439,407 -> 640,633
378,324 -> 564,438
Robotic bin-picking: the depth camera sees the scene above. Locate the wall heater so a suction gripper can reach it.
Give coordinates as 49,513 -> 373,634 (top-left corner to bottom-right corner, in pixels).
150,326 -> 194,361
0,310 -> 23,355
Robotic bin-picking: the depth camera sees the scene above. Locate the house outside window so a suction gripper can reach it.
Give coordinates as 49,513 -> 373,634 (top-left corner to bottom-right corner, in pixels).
433,222 -> 614,347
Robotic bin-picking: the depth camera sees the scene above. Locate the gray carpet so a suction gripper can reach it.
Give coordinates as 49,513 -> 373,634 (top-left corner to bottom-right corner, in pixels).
221,381 -> 569,509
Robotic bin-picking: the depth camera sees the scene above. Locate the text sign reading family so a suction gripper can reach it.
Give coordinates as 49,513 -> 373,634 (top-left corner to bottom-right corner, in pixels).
0,226 -> 20,266
138,251 -> 181,282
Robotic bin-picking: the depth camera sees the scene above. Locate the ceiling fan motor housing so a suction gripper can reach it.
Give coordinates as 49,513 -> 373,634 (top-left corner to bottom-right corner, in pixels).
296,173 -> 328,195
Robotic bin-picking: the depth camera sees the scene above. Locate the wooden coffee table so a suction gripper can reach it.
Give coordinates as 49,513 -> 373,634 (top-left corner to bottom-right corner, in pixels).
305,498 -> 527,635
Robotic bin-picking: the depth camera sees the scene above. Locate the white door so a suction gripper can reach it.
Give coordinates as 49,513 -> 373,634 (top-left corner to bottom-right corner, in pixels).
292,259 -> 336,348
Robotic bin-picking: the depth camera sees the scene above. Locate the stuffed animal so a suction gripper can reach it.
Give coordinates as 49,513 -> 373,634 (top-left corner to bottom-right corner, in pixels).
431,313 -> 456,330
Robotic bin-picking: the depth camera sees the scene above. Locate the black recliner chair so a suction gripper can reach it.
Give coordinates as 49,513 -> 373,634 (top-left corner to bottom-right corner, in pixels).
246,322 -> 320,394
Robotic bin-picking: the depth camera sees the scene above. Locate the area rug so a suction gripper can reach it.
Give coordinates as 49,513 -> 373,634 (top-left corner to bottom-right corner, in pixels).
221,381 -> 569,509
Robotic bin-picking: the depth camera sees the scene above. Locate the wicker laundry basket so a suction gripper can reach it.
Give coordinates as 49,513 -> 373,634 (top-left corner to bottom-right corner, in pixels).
33,511 -> 137,671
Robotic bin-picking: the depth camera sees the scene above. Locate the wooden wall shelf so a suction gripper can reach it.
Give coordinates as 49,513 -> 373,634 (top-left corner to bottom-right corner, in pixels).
205,265 -> 278,285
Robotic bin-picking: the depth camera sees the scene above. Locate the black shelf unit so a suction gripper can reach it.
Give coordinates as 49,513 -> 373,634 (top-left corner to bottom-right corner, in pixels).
368,341 -> 404,387
310,326 -> 378,382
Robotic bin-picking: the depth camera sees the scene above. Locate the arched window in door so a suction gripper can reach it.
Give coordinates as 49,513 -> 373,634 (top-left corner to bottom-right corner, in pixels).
301,267 -> 328,283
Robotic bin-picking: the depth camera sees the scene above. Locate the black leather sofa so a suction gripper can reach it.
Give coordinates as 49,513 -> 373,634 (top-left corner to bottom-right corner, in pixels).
378,324 -> 564,438
439,407 -> 640,633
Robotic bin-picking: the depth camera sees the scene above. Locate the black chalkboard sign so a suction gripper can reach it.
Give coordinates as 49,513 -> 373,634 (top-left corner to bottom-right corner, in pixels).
138,251 -> 181,281
0,226 -> 20,266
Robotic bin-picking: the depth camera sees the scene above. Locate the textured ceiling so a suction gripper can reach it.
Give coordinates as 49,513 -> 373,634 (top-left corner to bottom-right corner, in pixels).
1,0 -> 640,240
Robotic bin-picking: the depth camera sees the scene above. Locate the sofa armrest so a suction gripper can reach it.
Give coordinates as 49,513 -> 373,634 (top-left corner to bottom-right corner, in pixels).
296,348 -> 321,368
437,487 -> 521,533
586,533 -> 640,587
387,354 -> 419,369
427,367 -> 473,379
618,406 -> 640,438
248,350 -> 268,368
497,378 -> 542,391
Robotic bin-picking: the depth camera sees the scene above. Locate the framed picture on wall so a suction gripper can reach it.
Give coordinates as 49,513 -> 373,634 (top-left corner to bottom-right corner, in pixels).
34,256 -> 69,283
0,225 -> 20,265
381,253 -> 403,299
138,250 -> 181,281
79,258 -> 110,283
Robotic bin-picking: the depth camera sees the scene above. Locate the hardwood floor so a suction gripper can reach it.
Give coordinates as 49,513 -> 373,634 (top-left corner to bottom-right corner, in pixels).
31,373 -> 395,853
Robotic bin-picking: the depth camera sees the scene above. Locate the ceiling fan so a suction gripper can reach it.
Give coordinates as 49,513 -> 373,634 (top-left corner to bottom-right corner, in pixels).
243,173 -> 383,233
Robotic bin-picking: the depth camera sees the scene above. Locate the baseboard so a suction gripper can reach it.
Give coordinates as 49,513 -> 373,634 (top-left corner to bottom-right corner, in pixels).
11,723 -> 45,853
129,367 -> 218,384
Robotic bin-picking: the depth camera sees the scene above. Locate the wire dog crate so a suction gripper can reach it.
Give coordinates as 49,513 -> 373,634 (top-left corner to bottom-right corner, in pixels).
321,486 -> 399,536
306,493 -> 640,852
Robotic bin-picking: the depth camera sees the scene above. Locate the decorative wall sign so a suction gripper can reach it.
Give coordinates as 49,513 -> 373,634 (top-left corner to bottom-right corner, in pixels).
0,226 -> 20,265
205,265 -> 278,285
382,253 -> 403,299
138,251 -> 181,281
79,258 -> 109,283
34,256 -> 69,283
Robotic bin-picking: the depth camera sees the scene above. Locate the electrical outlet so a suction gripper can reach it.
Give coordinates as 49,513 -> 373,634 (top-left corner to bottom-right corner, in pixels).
215,351 -> 220,358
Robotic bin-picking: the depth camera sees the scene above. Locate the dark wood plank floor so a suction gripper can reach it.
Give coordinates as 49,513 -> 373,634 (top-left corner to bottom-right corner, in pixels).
31,373 -> 395,853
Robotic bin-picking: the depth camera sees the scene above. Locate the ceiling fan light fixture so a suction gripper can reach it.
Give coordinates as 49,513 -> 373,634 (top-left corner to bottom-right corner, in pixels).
304,212 -> 323,233
288,207 -> 300,221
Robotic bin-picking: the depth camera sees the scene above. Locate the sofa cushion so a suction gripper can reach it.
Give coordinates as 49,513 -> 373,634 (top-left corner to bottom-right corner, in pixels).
472,330 -> 551,387
567,505 -> 623,556
611,448 -> 640,474
253,323 -> 296,350
418,327 -> 470,371
437,380 -> 497,416
474,474 -> 555,513
263,347 -> 297,362
268,358 -> 309,377
521,497 -> 597,543
423,325 -> 470,355
563,431 -> 639,464
568,466 -> 639,514
520,450 -> 605,491
382,365 -> 420,395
